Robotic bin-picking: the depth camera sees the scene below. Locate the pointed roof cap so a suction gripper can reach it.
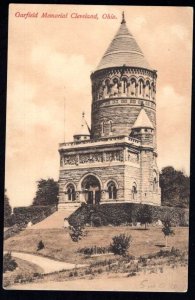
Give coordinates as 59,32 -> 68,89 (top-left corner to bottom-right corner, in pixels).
132,107 -> 154,129
75,112 -> 90,136
96,12 -> 151,71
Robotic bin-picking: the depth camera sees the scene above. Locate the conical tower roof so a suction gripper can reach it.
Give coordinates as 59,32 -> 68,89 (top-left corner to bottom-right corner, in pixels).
132,107 -> 154,129
75,112 -> 90,136
96,12 -> 151,71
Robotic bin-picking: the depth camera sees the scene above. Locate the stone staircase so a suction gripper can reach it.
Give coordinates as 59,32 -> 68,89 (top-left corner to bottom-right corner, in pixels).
28,208 -> 77,229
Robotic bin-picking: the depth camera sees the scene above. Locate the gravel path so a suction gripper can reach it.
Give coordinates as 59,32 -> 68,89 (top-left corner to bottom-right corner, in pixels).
9,266 -> 188,292
9,252 -> 88,274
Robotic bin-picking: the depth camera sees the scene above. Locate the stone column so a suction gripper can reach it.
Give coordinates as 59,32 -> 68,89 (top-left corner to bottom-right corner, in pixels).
135,83 -> 138,97
127,83 -> 130,96
102,190 -> 109,202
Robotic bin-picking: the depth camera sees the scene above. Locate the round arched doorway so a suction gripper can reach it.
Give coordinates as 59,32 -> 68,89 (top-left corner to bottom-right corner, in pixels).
81,175 -> 101,205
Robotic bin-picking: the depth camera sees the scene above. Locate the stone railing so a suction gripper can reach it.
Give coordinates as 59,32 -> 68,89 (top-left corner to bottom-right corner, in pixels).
59,135 -> 140,149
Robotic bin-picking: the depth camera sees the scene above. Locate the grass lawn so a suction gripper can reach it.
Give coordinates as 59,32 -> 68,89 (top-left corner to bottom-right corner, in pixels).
4,226 -> 189,264
3,257 -> 43,288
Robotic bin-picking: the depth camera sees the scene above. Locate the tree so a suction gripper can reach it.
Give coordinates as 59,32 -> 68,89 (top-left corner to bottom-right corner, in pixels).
160,166 -> 190,208
37,240 -> 45,251
4,189 -> 12,227
3,252 -> 17,273
110,234 -> 131,256
32,178 -> 59,206
137,204 -> 152,229
69,224 -> 86,242
162,220 -> 175,247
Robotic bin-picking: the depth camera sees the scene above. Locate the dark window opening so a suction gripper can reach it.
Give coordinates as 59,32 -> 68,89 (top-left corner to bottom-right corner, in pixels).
108,181 -> 117,199
67,184 -> 76,201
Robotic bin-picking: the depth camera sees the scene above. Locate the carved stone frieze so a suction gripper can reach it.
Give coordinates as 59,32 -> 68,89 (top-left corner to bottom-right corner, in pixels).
127,151 -> 139,163
79,152 -> 103,164
61,150 -> 125,166
63,155 -> 78,165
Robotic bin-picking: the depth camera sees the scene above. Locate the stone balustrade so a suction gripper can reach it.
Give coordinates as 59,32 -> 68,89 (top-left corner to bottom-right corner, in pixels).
59,135 -> 140,150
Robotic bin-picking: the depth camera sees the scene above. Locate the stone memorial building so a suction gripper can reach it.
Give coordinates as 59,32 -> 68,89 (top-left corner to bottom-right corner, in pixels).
58,13 -> 161,209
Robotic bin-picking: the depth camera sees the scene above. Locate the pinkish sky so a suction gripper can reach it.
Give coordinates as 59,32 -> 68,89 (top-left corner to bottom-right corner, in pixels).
6,4 -> 192,207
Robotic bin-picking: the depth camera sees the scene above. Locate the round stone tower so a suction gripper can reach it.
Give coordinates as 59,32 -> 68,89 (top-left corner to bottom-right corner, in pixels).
90,13 -> 157,150
58,12 -> 161,209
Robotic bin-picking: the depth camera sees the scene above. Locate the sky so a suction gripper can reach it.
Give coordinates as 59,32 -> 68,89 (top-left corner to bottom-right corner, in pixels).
5,4 -> 193,207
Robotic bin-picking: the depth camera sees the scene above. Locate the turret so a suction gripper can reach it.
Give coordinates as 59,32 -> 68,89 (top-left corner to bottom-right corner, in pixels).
131,104 -> 154,148
73,112 -> 91,142
90,12 -> 157,147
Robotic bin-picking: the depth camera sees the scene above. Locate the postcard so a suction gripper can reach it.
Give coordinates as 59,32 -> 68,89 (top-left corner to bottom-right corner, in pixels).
3,4 -> 192,291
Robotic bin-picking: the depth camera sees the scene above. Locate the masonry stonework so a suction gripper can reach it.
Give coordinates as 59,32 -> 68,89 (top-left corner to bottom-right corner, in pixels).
58,14 -> 161,209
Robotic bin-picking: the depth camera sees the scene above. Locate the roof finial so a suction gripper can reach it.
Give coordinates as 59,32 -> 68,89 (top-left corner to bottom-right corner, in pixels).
121,11 -> 126,24
81,112 -> 85,127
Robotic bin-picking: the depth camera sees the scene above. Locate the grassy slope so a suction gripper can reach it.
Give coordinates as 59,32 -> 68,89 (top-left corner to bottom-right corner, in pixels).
4,226 -> 189,264
3,257 -> 43,287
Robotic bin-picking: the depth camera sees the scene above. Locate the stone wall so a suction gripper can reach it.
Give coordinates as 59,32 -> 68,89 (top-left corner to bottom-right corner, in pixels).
124,164 -> 141,202
58,139 -> 161,207
91,101 -> 156,140
139,149 -> 161,205
58,165 -> 126,205
90,66 -> 157,147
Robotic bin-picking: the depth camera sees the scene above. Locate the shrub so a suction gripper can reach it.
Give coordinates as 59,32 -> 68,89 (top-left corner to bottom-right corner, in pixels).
127,271 -> 137,277
69,271 -> 73,277
136,205 -> 152,229
155,247 -> 182,259
4,224 -> 24,240
4,190 -> 12,227
33,272 -> 42,278
162,220 -> 175,247
91,216 -> 102,227
69,203 -> 188,227
97,268 -> 103,274
170,247 -> 182,257
78,246 -> 110,255
69,224 -> 85,242
85,268 -> 93,275
110,234 -> 131,256
14,274 -> 23,283
13,205 -> 56,226
3,252 -> 18,273
90,258 -> 116,268
37,240 -> 45,251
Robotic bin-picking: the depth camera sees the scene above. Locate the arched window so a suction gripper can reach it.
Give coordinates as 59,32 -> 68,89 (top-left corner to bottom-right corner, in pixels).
138,79 -> 144,97
67,184 -> 76,201
130,78 -> 136,96
132,182 -> 137,199
112,78 -> 119,95
145,81 -> 150,98
109,120 -> 113,133
107,181 -> 117,200
105,79 -> 110,96
151,82 -> 154,99
122,78 -> 127,94
101,121 -> 105,135
60,156 -> 63,167
98,81 -> 103,100
151,82 -> 155,100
